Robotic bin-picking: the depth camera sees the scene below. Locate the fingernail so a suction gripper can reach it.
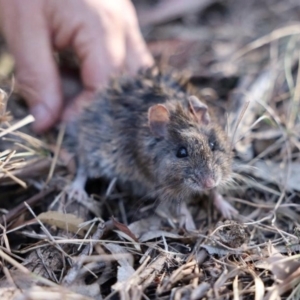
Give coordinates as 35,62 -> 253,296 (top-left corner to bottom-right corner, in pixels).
31,103 -> 52,131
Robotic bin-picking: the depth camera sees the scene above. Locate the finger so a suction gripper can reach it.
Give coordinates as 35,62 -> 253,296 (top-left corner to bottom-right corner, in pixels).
71,10 -> 126,91
0,1 -> 62,132
61,8 -> 126,122
123,2 -> 154,73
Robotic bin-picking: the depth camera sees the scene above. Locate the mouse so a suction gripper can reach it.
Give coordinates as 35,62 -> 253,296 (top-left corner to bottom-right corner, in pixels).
65,67 -> 236,219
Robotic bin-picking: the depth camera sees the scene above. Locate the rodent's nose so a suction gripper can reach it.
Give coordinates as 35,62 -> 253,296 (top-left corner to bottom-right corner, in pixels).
203,178 -> 216,189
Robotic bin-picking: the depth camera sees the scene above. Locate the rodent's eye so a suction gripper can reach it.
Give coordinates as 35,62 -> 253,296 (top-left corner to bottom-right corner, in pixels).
209,142 -> 215,151
176,147 -> 188,158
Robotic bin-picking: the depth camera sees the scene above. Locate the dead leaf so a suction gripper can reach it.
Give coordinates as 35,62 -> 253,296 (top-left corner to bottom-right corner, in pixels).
248,269 -> 264,300
38,211 -> 88,236
0,52 -> 14,77
264,267 -> 300,300
191,282 -> 211,300
214,268 -> 241,292
201,243 -> 243,256
113,230 -> 141,252
112,217 -> 138,242
105,243 -> 135,283
230,70 -> 275,161
255,244 -> 300,281
233,275 -> 239,300
252,160 -> 300,191
128,215 -> 163,239
0,286 -> 93,300
139,230 -> 183,243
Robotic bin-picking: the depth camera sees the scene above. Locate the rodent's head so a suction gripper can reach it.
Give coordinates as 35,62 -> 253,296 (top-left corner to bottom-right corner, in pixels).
148,95 -> 232,200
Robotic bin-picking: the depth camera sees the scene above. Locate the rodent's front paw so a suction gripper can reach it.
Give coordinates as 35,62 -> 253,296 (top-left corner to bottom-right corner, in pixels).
65,167 -> 89,203
213,192 -> 237,219
64,183 -> 102,216
65,182 -> 89,203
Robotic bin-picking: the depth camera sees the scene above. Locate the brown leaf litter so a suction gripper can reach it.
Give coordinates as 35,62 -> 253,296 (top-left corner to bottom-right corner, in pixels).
2,0 -> 300,299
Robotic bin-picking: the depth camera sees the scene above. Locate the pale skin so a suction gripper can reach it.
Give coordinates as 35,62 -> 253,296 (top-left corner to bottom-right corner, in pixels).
0,0 -> 153,132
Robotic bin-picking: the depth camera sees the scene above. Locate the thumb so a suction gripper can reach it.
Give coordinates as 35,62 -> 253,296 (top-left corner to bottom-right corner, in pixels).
16,53 -> 62,133
0,2 -> 62,132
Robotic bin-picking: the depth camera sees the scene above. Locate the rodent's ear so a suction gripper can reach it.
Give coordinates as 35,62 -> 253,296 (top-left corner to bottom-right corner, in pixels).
148,104 -> 170,137
188,95 -> 210,125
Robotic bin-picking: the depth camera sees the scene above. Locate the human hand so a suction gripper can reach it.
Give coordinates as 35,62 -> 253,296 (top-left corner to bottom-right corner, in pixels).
0,0 -> 153,132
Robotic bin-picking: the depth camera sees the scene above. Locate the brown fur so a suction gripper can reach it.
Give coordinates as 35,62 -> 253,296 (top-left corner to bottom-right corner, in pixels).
68,67 -> 233,205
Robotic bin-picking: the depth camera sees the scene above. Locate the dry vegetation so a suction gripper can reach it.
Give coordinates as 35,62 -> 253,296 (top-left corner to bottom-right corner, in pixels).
1,0 -> 300,299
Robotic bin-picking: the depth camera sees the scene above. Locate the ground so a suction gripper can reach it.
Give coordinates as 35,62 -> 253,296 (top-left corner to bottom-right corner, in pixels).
1,0 -> 300,299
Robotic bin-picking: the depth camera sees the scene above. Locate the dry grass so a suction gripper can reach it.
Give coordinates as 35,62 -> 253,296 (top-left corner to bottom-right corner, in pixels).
1,0 -> 300,299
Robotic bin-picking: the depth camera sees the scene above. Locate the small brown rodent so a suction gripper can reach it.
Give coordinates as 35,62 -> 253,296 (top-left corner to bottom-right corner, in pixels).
67,67 -> 236,219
